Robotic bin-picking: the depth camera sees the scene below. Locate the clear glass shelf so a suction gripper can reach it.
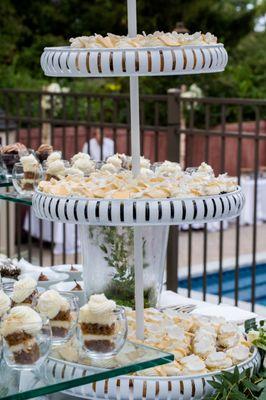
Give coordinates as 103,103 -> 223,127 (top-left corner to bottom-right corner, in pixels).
0,341 -> 173,400
0,191 -> 32,206
0,179 -> 12,188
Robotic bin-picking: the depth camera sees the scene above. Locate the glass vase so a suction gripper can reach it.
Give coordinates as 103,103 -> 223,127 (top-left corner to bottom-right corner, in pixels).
79,225 -> 169,309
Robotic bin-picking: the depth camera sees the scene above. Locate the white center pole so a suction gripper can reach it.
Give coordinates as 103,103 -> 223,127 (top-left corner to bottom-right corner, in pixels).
127,0 -> 144,340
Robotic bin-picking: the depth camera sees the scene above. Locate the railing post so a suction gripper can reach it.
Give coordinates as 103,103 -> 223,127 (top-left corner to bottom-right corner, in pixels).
166,88 -> 181,292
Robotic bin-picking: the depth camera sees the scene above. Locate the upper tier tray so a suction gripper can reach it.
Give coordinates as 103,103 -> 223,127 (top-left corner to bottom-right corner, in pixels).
32,187 -> 244,226
40,44 -> 227,77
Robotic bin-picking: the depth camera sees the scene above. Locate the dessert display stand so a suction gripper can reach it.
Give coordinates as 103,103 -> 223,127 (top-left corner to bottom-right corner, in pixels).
0,1 -> 254,399
36,0 -> 243,339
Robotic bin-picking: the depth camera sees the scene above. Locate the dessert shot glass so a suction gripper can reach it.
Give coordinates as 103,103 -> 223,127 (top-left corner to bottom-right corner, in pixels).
78,306 -> 127,359
40,292 -> 79,346
12,162 -> 43,197
3,280 -> 39,309
1,310 -> 51,370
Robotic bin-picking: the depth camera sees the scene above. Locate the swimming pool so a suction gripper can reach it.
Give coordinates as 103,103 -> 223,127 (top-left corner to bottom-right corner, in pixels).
178,263 -> 266,305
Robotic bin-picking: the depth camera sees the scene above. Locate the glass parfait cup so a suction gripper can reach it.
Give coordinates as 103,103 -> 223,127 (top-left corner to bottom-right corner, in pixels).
78,306 -> 127,359
12,161 -> 43,197
1,312 -> 51,370
41,293 -> 79,346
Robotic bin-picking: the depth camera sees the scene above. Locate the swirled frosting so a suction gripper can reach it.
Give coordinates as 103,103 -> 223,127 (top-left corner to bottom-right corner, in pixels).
79,293 -> 116,325
46,160 -> 66,177
0,290 -> 11,317
46,151 -> 62,165
13,277 -> 37,303
37,289 -> 70,319
73,158 -> 95,174
71,152 -> 91,164
1,305 -> 42,336
20,154 -> 39,172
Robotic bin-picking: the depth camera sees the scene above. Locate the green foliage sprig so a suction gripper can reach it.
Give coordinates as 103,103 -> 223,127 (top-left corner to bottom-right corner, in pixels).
206,367 -> 266,400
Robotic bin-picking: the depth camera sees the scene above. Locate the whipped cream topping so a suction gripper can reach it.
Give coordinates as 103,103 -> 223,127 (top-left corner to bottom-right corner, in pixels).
1,305 -> 42,336
46,151 -> 62,165
106,154 -> 123,168
37,289 -> 70,319
79,293 -> 116,325
20,154 -> 39,172
46,160 -> 66,177
205,351 -> 232,369
71,152 -> 91,164
0,290 -> 11,317
12,277 -> 37,303
73,158 -> 95,174
66,167 -> 84,177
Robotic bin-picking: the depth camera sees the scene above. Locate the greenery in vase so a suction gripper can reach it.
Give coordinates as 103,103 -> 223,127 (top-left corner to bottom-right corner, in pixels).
88,226 -> 157,308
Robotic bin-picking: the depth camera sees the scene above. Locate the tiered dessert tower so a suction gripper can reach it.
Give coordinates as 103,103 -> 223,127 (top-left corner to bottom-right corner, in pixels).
34,0 -> 244,340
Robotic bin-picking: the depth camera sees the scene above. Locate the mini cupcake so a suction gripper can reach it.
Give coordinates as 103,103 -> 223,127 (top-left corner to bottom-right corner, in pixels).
0,290 -> 11,318
37,290 -> 75,338
72,158 -> 95,176
1,306 -> 42,364
46,151 -> 62,165
1,142 -> 28,174
45,160 -> 66,181
12,277 -> 38,307
71,152 -> 91,164
205,351 -> 232,371
36,144 -> 53,163
79,294 -> 116,352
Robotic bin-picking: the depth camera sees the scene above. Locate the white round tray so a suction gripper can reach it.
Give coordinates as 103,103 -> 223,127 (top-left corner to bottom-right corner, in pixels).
33,188 -> 244,226
45,347 -> 260,400
40,44 -> 227,77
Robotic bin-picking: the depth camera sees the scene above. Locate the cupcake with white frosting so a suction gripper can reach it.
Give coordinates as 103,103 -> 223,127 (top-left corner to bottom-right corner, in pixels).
79,294 -> 117,353
45,159 -> 66,181
73,157 -> 95,176
46,151 -> 62,165
1,306 -> 42,364
12,277 -> 38,307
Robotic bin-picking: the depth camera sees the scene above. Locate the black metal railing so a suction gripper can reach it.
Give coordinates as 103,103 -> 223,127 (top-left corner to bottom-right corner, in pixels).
0,88 -> 265,312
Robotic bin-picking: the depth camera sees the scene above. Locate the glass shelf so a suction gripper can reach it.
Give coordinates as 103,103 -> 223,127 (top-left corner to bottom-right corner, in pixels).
0,341 -> 173,400
0,179 -> 12,188
0,191 -> 32,206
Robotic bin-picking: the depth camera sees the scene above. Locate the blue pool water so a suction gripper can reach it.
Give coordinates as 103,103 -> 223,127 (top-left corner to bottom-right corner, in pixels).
178,263 -> 266,305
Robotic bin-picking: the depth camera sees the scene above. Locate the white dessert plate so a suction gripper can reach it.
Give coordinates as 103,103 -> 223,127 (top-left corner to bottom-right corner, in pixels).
50,280 -> 86,306
19,270 -> 69,289
52,264 -> 83,281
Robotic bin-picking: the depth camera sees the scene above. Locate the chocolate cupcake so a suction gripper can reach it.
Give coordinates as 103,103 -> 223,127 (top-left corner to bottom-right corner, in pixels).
0,143 -> 28,174
36,144 -> 53,163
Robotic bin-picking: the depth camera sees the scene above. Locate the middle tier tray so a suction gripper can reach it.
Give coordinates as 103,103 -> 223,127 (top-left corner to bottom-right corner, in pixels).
33,188 -> 244,226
